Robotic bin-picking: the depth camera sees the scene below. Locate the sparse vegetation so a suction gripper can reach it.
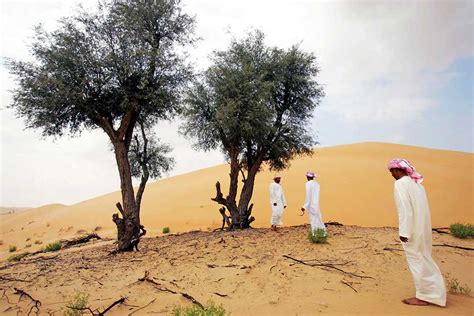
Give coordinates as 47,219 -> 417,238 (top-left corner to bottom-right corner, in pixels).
308,228 -> 328,244
9,245 -> 17,252
172,301 -> 226,316
25,237 -> 31,241
34,240 -> 42,245
64,292 -> 89,316
43,241 -> 62,252
94,226 -> 102,232
162,227 -> 170,234
446,277 -> 472,296
7,252 -> 30,262
450,223 -> 474,239
25,244 -> 32,248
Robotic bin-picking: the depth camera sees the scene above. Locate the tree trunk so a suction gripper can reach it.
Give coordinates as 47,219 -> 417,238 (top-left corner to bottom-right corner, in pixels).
112,141 -> 141,251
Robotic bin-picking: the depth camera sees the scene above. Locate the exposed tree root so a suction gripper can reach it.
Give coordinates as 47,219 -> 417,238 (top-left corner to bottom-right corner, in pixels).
13,287 -> 41,315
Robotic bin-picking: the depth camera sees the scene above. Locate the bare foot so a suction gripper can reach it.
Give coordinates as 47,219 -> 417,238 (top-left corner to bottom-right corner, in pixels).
271,225 -> 277,231
402,297 -> 429,306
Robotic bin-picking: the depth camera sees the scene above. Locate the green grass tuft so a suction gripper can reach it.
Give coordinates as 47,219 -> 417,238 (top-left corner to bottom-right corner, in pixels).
43,241 -> 62,252
172,301 -> 226,316
162,227 -> 170,234
446,277 -> 472,296
64,292 -> 89,316
307,228 -> 328,244
9,245 -> 17,252
449,223 -> 474,239
7,252 -> 30,262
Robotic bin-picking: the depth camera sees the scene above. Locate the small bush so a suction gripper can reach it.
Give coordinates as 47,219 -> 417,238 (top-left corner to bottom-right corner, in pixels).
308,228 -> 328,244
64,292 -> 89,316
162,227 -> 170,234
25,244 -> 32,248
34,240 -> 42,245
172,301 -> 226,316
450,223 -> 474,239
9,245 -> 17,252
7,252 -> 30,262
447,277 -> 472,296
44,242 -> 62,252
25,237 -> 31,242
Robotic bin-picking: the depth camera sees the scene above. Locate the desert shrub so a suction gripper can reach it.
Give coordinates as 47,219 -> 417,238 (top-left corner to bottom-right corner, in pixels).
64,292 -> 89,316
308,228 -> 328,244
34,240 -> 42,245
25,244 -> 32,248
162,227 -> 170,234
446,277 -> 472,296
25,237 -> 31,241
44,241 -> 62,252
450,223 -> 474,239
172,301 -> 226,316
7,252 -> 30,262
9,245 -> 17,252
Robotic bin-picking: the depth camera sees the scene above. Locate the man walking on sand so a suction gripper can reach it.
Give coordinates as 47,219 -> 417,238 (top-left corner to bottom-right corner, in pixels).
269,175 -> 287,231
388,158 -> 446,307
301,171 -> 326,235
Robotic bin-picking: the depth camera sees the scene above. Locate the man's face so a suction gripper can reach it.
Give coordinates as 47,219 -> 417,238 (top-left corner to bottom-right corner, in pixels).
390,168 -> 406,180
274,178 -> 281,184
306,176 -> 314,181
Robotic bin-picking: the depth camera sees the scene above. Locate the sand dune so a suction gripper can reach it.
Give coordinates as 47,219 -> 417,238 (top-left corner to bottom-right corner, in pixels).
0,142 -> 472,257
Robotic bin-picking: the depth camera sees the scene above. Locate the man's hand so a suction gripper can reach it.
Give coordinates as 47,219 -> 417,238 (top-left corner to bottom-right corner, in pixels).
273,203 -> 277,206
399,236 -> 409,243
284,205 -> 287,209
300,207 -> 305,216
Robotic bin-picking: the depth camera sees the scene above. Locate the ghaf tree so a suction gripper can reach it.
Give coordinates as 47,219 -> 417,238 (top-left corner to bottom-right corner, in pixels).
8,0 -> 194,250
182,31 -> 324,229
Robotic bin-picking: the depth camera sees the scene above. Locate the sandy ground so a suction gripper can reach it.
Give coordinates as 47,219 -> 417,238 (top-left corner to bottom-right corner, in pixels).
0,225 -> 472,315
0,142 -> 472,259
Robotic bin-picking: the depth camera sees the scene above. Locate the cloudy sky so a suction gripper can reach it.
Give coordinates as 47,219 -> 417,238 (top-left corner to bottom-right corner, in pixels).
1,0 -> 472,207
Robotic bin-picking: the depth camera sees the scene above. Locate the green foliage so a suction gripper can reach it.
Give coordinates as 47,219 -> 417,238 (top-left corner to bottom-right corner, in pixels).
7,252 -> 30,262
308,228 -> 328,244
43,242 -> 62,252
182,30 -> 324,171
446,277 -> 472,296
9,245 -> 17,252
450,223 -> 474,239
64,292 -> 90,316
172,301 -> 226,316
162,227 -> 170,234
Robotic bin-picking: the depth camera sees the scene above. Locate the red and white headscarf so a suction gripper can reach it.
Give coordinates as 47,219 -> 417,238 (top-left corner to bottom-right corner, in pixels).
387,158 -> 423,184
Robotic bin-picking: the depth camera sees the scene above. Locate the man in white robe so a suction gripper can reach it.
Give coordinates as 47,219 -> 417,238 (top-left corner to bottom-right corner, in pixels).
269,175 -> 286,231
388,158 -> 446,306
301,171 -> 326,234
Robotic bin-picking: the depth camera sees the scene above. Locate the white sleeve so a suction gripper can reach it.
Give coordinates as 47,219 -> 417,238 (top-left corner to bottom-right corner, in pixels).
394,181 -> 413,239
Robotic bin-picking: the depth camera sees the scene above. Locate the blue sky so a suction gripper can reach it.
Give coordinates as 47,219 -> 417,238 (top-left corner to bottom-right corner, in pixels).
1,0 -> 473,206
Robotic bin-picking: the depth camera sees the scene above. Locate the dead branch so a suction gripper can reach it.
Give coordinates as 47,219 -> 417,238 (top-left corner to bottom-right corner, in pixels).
432,227 -> 450,234
0,275 -> 31,283
138,271 -> 205,309
13,287 -> 41,315
219,207 -> 231,230
213,292 -> 229,298
128,298 -> 156,315
212,182 -> 227,207
325,221 -> 343,226
383,247 -> 403,252
99,297 -> 126,315
283,255 -> 374,279
341,280 -> 358,293
61,233 -> 102,249
433,244 -> 474,251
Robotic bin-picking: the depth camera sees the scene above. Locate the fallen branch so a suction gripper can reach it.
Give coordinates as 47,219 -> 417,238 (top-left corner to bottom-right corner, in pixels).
128,298 -> 156,315
13,287 -> 41,315
138,271 -> 205,309
61,233 -> 102,249
341,280 -> 358,293
0,275 -> 31,283
213,292 -> 228,298
432,227 -> 450,235
433,244 -> 474,251
325,221 -> 343,226
99,297 -> 126,315
67,297 -> 126,315
283,255 -> 374,279
383,247 -> 403,252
